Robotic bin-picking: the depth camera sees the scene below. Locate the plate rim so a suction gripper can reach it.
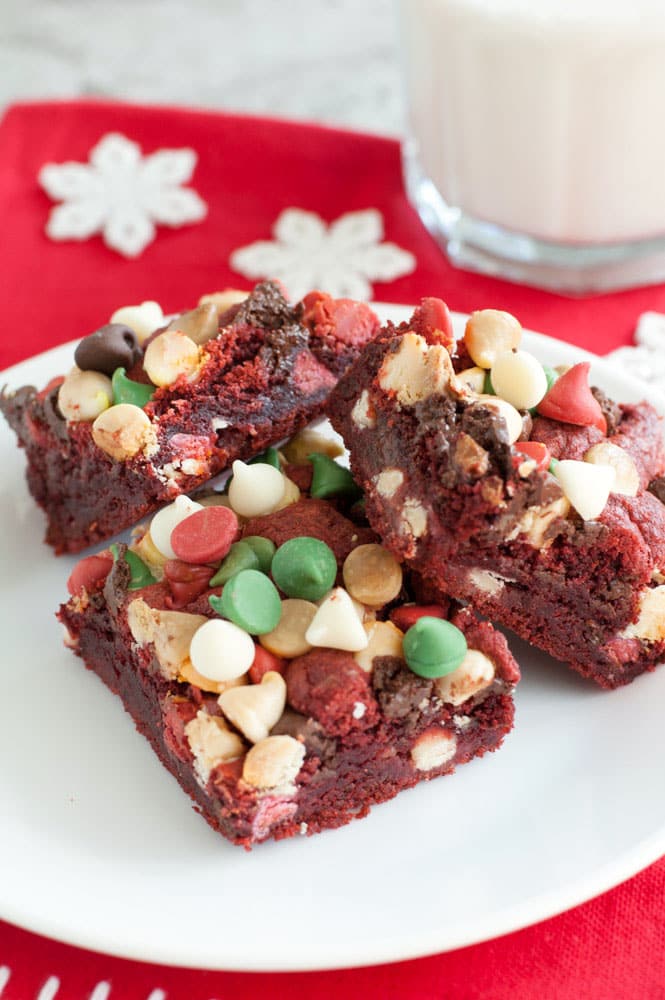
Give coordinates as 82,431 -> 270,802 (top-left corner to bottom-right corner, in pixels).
1,304 -> 664,971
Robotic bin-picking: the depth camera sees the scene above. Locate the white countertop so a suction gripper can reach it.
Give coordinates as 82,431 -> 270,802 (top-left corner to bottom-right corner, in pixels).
1,0 -> 404,135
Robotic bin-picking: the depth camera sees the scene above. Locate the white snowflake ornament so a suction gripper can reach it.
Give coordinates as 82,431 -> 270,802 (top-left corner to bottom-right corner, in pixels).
38,132 -> 207,258
605,311 -> 665,393
230,208 -> 416,301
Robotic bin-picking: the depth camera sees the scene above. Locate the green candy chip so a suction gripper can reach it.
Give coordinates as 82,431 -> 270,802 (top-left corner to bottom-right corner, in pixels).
212,569 -> 282,635
482,371 -> 495,395
403,617 -> 468,679
111,367 -> 155,408
208,541 -> 260,587
271,536 -> 337,601
308,453 -> 362,501
242,535 -> 277,574
248,446 -> 281,470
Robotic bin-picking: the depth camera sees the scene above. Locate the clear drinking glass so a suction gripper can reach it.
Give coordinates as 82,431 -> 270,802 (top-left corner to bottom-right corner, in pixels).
399,0 -> 665,293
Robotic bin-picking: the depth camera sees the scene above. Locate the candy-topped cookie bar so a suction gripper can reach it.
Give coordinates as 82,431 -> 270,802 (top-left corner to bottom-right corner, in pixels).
329,300 -> 665,689
59,433 -> 519,848
0,282 -> 378,553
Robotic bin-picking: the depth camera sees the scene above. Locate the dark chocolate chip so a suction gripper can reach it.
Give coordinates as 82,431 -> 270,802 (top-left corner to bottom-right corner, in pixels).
591,386 -> 621,436
648,476 -> 665,506
74,324 -> 141,376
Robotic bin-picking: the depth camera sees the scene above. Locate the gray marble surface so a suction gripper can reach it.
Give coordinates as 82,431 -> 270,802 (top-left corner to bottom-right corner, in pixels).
1,0 -> 405,135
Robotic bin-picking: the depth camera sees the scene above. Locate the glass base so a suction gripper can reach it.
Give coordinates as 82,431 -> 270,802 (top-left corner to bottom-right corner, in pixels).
403,141 -> 665,295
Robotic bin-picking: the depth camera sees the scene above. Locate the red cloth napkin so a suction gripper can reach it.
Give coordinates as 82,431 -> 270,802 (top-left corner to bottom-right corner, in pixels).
1,99 -> 664,999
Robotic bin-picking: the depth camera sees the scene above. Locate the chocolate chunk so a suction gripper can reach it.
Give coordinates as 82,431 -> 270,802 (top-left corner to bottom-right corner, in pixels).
591,386 -> 621,436
233,280 -> 293,331
75,324 -> 141,376
270,708 -> 336,762
372,656 -> 434,731
103,544 -> 131,617
648,476 -> 665,506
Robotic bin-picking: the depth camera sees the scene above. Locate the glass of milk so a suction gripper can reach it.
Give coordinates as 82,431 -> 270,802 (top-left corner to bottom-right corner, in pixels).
399,0 -> 665,292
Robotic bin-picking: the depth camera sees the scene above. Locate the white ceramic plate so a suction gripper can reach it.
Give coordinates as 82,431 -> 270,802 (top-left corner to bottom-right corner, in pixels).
1,306 -> 665,972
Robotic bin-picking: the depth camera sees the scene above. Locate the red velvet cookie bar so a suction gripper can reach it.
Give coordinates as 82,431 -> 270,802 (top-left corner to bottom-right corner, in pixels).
1,282 -> 378,553
58,444 -> 519,848
328,301 -> 665,689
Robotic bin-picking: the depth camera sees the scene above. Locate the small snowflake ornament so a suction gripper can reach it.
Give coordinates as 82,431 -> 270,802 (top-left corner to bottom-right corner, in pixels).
230,208 -> 416,301
38,132 -> 207,258
605,311 -> 665,393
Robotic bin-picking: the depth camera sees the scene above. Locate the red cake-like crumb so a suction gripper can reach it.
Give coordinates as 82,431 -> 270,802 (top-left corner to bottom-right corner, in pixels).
1,282 -> 378,553
58,467 -> 519,848
328,303 -> 665,689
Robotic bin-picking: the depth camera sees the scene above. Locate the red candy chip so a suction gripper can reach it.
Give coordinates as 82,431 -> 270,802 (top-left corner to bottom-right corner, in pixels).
537,362 -> 607,434
164,560 -> 215,609
170,506 -> 239,565
410,297 -> 454,350
513,440 -> 551,472
249,644 -> 287,685
390,604 -> 448,632
67,552 -> 114,596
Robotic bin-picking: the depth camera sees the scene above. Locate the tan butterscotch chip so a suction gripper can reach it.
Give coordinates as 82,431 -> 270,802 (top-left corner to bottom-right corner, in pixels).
373,468 -> 404,498
343,544 -> 403,609
131,528 -> 168,576
167,302 -> 219,346
198,288 -> 249,311
354,620 -> 405,672
178,661 -> 248,695
143,330 -> 200,387
464,310 -> 522,369
92,403 -> 156,461
259,599 -> 317,658
282,428 -> 344,465
242,735 -> 306,791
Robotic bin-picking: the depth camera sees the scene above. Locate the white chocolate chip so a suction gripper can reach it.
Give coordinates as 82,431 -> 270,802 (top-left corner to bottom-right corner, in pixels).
373,468 -> 404,498
218,670 -> 287,744
126,599 -> 207,679
468,568 -> 509,596
111,301 -> 164,344
411,730 -> 457,771
470,396 -> 523,445
490,349 -> 548,410
305,587 -> 369,652
91,403 -> 156,461
149,494 -> 204,559
242,734 -> 306,792
185,710 -> 245,784
351,389 -> 377,429
584,442 -> 640,497
282,428 -> 344,464
352,702 -> 367,719
227,460 -> 286,517
378,333 -> 456,405
58,369 -> 113,422
624,585 -> 665,642
189,618 -> 255,682
402,498 -> 428,538
553,459 -> 615,521
435,649 -> 496,706
464,310 -> 522,369
354,620 -> 405,672
143,329 -> 200,387
167,303 -> 219,346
